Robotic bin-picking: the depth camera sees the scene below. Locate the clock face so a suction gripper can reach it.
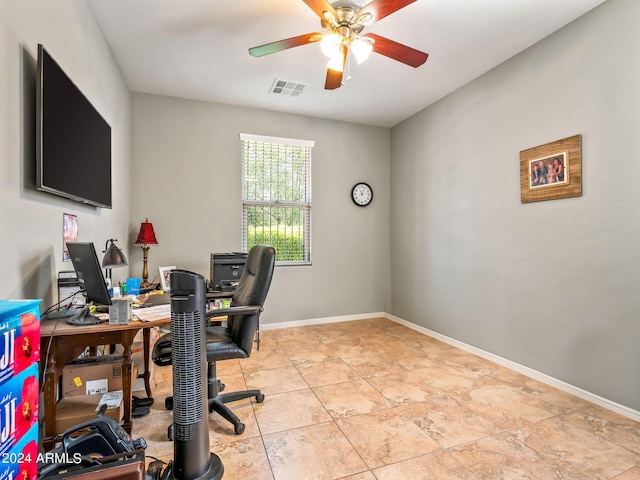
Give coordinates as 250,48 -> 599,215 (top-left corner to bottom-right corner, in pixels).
351,182 -> 373,207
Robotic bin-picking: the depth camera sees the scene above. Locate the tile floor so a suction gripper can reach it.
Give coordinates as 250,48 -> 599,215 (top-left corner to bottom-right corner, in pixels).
134,317 -> 640,479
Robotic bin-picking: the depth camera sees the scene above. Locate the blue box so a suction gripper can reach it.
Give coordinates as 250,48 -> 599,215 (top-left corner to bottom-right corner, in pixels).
0,423 -> 38,480
0,300 -> 40,386
126,278 -> 141,296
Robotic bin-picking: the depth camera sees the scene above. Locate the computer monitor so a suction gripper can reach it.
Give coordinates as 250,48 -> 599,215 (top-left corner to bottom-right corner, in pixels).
209,252 -> 247,292
66,242 -> 112,306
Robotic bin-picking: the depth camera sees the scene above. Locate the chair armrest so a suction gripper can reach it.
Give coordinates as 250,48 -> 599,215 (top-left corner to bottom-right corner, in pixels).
206,305 -> 263,320
206,291 -> 233,300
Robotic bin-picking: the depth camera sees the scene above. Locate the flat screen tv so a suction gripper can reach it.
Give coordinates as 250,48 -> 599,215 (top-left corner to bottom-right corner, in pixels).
36,44 -> 112,209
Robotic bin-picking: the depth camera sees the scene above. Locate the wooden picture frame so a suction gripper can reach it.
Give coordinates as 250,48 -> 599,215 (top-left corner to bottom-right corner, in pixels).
159,266 -> 176,292
520,134 -> 582,203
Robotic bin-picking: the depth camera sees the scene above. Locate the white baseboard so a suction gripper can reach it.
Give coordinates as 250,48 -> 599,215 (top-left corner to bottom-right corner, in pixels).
261,312 -> 387,330
261,312 -> 640,422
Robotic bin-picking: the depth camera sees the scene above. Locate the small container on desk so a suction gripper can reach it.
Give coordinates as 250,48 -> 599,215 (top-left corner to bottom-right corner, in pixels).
126,278 -> 141,297
109,298 -> 132,325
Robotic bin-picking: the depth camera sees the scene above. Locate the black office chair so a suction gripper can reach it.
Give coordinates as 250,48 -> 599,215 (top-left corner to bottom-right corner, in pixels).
153,245 -> 276,435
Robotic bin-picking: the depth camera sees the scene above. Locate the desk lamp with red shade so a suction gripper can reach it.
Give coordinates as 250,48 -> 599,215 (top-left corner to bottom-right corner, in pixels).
134,218 -> 158,287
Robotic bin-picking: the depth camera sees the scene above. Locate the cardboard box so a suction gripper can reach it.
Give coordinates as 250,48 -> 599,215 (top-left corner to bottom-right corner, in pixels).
62,356 -> 137,397
0,300 -> 40,386
55,393 -> 124,435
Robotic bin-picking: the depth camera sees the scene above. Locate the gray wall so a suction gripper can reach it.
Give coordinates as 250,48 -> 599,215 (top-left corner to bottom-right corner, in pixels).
390,0 -> 640,411
130,93 -> 391,324
0,1 -> 131,307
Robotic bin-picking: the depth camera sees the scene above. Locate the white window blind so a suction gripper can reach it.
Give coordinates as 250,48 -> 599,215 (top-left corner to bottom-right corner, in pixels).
240,133 -> 314,265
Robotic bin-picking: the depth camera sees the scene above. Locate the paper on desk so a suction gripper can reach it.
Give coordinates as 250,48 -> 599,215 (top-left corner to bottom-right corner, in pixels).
96,390 -> 123,411
132,304 -> 171,321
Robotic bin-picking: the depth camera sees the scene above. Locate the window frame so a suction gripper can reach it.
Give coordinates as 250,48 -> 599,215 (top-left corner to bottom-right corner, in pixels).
240,133 -> 314,266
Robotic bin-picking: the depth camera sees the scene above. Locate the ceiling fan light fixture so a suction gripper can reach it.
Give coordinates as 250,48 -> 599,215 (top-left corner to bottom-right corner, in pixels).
327,54 -> 345,73
322,10 -> 337,24
351,37 -> 373,64
320,32 -> 343,58
356,11 -> 374,26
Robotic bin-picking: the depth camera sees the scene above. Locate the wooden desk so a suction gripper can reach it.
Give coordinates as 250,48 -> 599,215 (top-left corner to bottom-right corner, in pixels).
39,316 -> 170,450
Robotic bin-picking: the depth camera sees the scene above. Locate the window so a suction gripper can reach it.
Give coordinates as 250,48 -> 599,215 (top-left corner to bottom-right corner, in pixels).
240,133 -> 314,265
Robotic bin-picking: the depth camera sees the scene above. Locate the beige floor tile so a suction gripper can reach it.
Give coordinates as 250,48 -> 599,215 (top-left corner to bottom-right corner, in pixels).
463,382 -> 558,429
133,410 -> 174,458
281,342 -> 338,364
213,436 -> 274,480
394,353 -> 439,371
564,405 -> 640,455
313,380 -> 394,418
269,326 -> 322,344
253,331 -> 281,351
337,472 -> 377,480
367,370 -> 454,406
264,422 -> 368,480
520,415 -> 640,479
295,359 -> 361,387
613,467 -> 640,479
398,397 -> 503,448
343,352 -> 428,378
216,358 -> 242,376
240,348 -> 293,372
372,451 -> 477,480
216,372 -> 248,393
450,430 -> 580,479
254,388 -> 332,434
320,338 -> 377,359
336,408 -> 440,469
244,365 -> 308,395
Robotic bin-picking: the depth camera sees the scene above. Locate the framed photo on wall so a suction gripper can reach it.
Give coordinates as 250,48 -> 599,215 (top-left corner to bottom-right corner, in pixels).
159,266 -> 176,292
520,134 -> 582,203
62,213 -> 78,261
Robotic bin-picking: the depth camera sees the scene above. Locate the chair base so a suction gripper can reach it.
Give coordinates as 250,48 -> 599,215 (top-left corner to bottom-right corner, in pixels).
165,388 -> 265,437
208,390 -> 265,435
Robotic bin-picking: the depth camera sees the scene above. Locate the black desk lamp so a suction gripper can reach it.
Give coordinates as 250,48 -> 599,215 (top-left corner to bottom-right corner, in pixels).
102,239 -> 128,281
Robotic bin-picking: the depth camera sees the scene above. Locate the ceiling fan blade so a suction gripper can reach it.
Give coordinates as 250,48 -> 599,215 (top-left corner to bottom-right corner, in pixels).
303,0 -> 337,20
364,33 -> 428,68
325,45 -> 347,90
325,68 -> 343,90
249,33 -> 322,57
356,0 -> 417,24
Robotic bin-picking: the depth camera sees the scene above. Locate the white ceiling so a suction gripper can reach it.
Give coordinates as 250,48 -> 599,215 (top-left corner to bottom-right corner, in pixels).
87,0 -> 607,128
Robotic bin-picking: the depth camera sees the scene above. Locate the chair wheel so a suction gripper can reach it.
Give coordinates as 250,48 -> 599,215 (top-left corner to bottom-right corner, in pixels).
256,393 -> 265,403
234,422 -> 245,435
219,382 -> 225,392
165,397 -> 173,410
168,423 -> 174,441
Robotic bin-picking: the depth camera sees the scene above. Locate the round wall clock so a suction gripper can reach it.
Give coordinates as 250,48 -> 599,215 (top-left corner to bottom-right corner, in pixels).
351,182 -> 373,207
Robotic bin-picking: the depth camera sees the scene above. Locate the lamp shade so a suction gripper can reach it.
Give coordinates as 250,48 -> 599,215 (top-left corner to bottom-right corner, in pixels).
102,239 -> 128,268
351,37 -> 374,64
320,33 -> 342,59
135,218 -> 158,246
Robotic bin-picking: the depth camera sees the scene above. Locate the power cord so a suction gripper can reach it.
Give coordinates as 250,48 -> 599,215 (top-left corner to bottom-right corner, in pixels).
39,290 -> 86,393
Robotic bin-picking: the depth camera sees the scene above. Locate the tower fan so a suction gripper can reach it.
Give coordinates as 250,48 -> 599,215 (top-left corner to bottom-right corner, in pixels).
162,270 -> 223,480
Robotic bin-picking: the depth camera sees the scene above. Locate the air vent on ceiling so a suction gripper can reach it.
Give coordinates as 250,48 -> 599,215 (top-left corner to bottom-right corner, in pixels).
270,79 -> 306,97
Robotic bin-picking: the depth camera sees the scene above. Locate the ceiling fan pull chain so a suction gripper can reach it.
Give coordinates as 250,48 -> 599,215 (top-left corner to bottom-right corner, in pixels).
345,48 -> 352,84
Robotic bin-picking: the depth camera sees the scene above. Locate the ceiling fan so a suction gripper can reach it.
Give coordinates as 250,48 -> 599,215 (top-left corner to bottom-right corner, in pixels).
248,0 -> 429,90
